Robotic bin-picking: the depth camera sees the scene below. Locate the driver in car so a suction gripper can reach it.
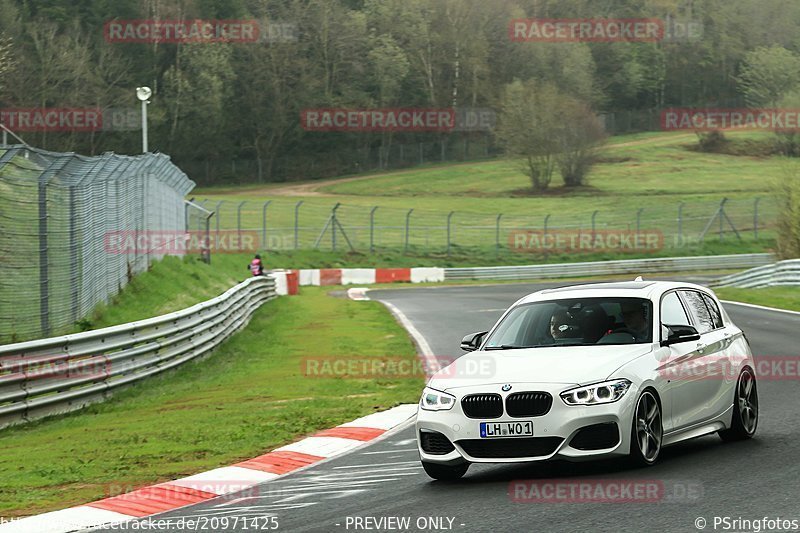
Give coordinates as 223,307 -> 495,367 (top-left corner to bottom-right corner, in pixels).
549,309 -> 576,339
618,301 -> 649,341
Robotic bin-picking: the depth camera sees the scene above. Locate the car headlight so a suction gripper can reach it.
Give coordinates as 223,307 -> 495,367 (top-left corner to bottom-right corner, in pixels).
560,379 -> 632,406
420,387 -> 456,411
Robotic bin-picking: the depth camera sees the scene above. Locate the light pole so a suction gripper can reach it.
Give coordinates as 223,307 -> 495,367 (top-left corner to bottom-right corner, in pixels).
136,86 -> 152,153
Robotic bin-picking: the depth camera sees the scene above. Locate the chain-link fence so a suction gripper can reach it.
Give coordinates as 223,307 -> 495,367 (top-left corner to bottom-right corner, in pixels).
196,195 -> 775,255
0,145 -> 194,343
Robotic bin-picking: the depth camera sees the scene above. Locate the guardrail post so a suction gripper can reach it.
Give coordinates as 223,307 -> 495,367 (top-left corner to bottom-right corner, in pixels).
446,211 -> 455,255
369,206 -> 378,253
294,201 -> 303,249
261,200 -> 271,249
237,201 -> 247,242
405,209 -> 414,252
754,197 -> 761,240
495,213 -> 503,254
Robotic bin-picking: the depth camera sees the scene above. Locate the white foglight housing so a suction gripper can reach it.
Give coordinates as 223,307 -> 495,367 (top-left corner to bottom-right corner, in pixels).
420,387 -> 456,411
560,379 -> 632,406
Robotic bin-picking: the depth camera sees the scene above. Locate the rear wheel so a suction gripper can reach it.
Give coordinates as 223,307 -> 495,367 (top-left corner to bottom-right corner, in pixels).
421,461 -> 469,481
719,367 -> 758,442
629,390 -> 662,467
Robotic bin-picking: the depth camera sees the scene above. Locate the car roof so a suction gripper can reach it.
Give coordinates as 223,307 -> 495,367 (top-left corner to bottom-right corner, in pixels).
517,280 -> 714,305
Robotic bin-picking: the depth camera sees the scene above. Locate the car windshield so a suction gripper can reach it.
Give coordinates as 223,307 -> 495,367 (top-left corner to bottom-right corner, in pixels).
483,297 -> 653,349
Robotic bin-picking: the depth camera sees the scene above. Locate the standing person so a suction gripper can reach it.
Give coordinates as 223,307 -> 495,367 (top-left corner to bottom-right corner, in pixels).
248,254 -> 264,276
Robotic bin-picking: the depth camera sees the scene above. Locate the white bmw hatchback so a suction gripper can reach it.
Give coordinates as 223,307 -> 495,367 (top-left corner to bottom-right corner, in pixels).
416,280 -> 759,480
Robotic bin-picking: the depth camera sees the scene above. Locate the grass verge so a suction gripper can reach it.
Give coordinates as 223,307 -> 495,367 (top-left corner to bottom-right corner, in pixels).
714,286 -> 800,312
0,287 -> 421,517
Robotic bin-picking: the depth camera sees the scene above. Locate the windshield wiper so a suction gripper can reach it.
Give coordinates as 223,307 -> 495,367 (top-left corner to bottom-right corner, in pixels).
484,344 -> 527,350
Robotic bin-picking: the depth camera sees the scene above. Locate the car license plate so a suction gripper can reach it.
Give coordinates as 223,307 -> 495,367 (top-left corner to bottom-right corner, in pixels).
480,420 -> 533,438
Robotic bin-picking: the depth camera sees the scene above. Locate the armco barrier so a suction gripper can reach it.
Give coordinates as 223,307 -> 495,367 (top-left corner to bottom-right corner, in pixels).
0,275 -> 277,429
711,259 -> 800,288
444,254 -> 773,281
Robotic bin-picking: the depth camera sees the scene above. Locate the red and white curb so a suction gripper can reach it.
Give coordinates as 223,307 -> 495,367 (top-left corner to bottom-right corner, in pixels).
1,404 -> 417,533
299,267 -> 444,286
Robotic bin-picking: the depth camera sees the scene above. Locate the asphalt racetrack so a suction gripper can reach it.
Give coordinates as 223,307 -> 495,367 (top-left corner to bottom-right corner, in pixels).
94,280 -> 800,533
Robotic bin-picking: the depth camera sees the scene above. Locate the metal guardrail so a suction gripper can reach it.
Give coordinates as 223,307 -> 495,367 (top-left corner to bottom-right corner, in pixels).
0,276 -> 276,430
444,254 -> 774,281
711,259 -> 800,288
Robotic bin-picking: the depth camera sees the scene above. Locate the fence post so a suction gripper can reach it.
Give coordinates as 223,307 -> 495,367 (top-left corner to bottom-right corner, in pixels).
636,208 -> 644,238
677,202 -> 684,247
496,213 -> 503,253
261,200 -> 271,249
404,209 -> 414,252
294,201 -> 303,249
214,201 -> 223,240
237,201 -> 247,242
591,210 -> 598,242
369,206 -> 378,253
446,211 -> 455,255
754,197 -> 761,240
38,171 -> 50,336
331,203 -> 341,251
544,214 -> 550,239
204,212 -> 213,264
69,186 -> 79,323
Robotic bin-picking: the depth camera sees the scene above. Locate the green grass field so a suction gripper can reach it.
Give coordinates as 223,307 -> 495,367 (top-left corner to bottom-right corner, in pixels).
193,131 -> 784,254
715,286 -> 800,312
0,285 -> 420,517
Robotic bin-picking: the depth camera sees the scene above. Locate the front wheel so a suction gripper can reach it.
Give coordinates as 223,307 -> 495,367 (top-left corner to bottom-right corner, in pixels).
719,367 -> 758,442
421,461 -> 469,481
628,390 -> 663,467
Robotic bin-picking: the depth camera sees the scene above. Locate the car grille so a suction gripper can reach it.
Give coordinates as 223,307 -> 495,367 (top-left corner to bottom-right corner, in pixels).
419,430 -> 455,455
569,422 -> 620,450
461,394 -> 503,419
456,437 -> 563,459
505,392 -> 553,417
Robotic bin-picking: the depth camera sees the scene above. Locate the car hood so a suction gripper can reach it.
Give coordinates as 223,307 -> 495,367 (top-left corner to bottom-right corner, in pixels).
427,344 -> 653,391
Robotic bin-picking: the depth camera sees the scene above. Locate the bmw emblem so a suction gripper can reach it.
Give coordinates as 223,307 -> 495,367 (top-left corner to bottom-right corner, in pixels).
501,384 -> 512,392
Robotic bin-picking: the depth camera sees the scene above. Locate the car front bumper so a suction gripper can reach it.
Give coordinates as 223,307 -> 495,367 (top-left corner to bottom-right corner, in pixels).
416,382 -> 639,464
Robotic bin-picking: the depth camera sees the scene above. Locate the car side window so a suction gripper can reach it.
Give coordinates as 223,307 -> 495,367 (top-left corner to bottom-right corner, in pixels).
661,291 -> 691,327
701,293 -> 724,329
681,290 -> 715,334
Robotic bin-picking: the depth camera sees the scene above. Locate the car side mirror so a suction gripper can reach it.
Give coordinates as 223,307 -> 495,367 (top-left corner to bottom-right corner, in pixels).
661,324 -> 700,346
461,331 -> 488,352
